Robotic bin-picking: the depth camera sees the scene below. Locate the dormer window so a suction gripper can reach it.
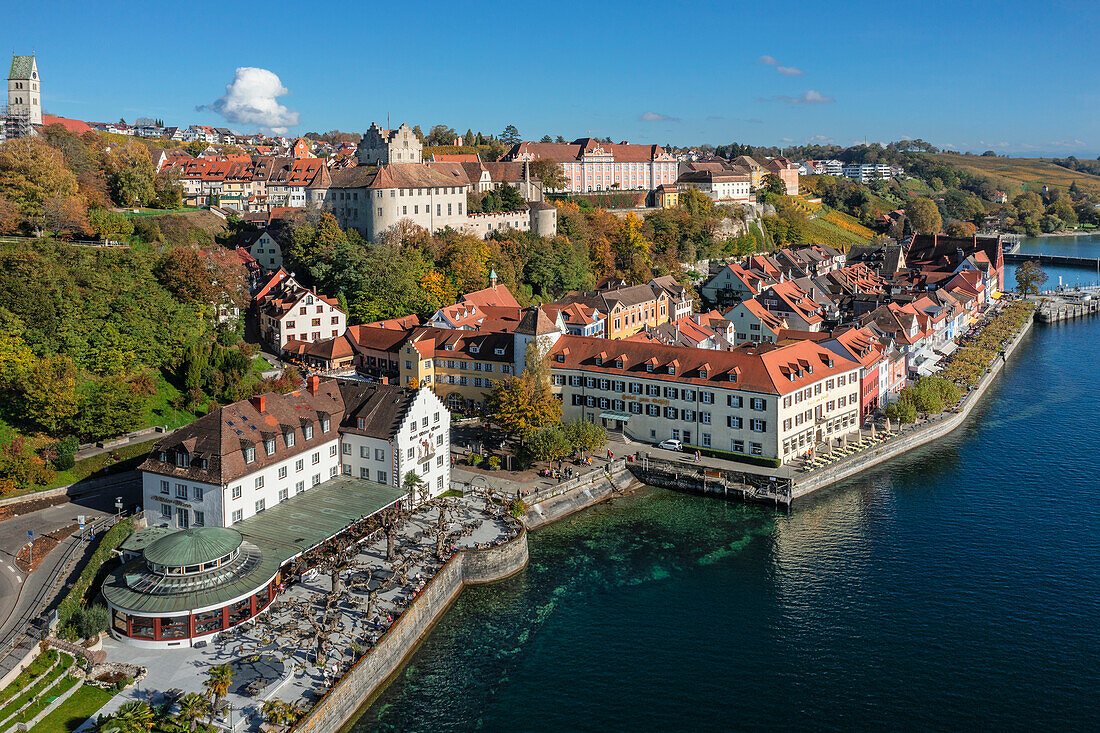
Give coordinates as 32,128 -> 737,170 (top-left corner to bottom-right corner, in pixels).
284,431 -> 295,448
159,450 -> 167,462
615,359 -> 624,369
470,345 -> 479,354
176,451 -> 190,468
244,447 -> 256,464
321,418 -> 330,433
555,353 -> 565,362
357,417 -> 365,429
646,363 -> 654,372
495,348 -> 506,355
304,424 -> 314,440
264,438 -> 276,456
668,365 -> 677,375
699,369 -> 708,379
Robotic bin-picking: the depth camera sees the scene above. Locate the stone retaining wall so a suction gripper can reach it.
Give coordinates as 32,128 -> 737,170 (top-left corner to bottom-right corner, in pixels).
524,461 -> 636,530
794,313 -> 1035,497
291,527 -> 529,733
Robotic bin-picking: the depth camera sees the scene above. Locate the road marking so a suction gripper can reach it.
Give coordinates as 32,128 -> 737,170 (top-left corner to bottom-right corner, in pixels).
15,576 -> 21,583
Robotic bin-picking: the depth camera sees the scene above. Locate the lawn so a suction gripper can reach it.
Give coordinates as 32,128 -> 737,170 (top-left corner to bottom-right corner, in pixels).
29,684 -> 113,733
0,654 -> 73,724
928,153 -> 1100,198
143,374 -> 198,430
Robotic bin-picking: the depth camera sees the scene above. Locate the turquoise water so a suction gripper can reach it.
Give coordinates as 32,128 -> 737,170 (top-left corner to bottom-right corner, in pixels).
351,239 -> 1100,732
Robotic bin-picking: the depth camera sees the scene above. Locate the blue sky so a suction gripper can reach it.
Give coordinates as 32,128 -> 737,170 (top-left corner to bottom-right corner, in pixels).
6,0 -> 1100,155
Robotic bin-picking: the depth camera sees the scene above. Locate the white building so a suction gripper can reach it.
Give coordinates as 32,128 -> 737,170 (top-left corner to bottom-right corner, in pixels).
356,122 -> 423,165
256,272 -> 346,351
139,378 -> 452,530
548,336 -> 860,464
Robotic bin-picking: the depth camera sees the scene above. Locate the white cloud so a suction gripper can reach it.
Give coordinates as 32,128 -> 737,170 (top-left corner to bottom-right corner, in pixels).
200,67 -> 300,133
777,66 -> 804,76
758,55 -> 779,65
758,90 -> 835,105
640,111 -> 680,122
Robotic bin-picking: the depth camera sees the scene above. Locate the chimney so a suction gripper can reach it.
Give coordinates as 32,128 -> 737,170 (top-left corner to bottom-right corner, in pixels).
307,375 -> 321,394
250,395 -> 266,412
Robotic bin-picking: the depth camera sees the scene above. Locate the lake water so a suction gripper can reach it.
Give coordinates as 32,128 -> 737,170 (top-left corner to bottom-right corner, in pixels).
1012,233 -> 1100,289
350,236 -> 1100,732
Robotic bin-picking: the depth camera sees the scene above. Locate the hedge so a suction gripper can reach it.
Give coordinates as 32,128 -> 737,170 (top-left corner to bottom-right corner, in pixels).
56,518 -> 133,627
682,444 -> 782,469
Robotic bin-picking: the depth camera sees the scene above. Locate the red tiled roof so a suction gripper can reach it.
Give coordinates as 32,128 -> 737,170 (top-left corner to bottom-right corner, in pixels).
41,115 -> 92,134
548,335 -> 856,396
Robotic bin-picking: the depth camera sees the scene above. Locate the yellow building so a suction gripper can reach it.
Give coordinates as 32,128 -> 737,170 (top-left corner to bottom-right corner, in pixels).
399,328 -> 518,412
655,184 -> 679,209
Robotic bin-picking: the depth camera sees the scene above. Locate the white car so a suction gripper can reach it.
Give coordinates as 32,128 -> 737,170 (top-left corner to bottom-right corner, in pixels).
658,438 -> 683,451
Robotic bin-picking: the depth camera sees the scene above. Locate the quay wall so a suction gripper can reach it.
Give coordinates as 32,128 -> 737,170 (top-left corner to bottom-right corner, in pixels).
523,460 -> 637,530
291,527 -> 529,733
794,313 -> 1035,497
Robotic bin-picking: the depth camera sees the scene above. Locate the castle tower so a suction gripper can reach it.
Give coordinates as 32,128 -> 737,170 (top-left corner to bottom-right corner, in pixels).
8,54 -> 42,126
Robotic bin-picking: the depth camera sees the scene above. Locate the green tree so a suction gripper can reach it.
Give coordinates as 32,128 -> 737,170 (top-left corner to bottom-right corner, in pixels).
110,702 -> 155,733
523,426 -> 572,462
203,664 -> 233,725
1014,260 -> 1048,295
500,125 -> 521,145
403,469 -> 426,506
74,375 -> 147,441
426,124 -> 457,146
176,693 -> 210,733
906,197 -> 943,234
562,419 -> 607,452
761,173 -> 787,196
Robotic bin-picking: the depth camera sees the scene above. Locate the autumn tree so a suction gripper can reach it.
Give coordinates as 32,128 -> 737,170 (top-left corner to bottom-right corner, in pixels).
528,158 -> 568,191
42,195 -> 89,237
906,197 -> 943,234
0,195 -> 19,234
106,139 -> 156,206
0,137 -> 80,232
761,173 -> 787,196
20,354 -> 80,433
87,208 -> 134,242
1014,260 -> 1048,295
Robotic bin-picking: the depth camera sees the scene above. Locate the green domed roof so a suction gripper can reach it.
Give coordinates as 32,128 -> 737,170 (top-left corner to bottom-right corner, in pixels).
144,527 -> 243,567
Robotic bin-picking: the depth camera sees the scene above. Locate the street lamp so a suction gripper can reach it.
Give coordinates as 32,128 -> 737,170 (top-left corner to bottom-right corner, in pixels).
115,497 -> 124,521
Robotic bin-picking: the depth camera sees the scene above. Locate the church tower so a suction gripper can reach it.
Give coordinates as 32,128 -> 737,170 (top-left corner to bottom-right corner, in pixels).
7,54 -> 42,126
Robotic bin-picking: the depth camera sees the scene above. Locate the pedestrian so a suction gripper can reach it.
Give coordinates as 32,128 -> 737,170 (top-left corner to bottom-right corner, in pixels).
695,449 -> 701,462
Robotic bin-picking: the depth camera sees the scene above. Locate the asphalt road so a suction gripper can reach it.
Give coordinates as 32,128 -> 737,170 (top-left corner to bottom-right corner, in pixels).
0,473 -> 142,641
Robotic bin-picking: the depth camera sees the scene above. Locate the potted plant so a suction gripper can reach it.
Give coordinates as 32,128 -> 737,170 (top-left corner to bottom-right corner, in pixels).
486,456 -> 501,471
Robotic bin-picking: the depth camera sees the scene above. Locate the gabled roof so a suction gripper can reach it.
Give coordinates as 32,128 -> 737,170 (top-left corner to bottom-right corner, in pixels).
459,283 -> 520,309
548,335 -> 857,396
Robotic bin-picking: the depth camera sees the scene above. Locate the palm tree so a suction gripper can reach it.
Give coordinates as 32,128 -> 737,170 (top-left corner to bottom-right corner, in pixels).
111,702 -> 155,733
176,693 -> 209,733
262,700 -> 287,727
202,664 -> 233,725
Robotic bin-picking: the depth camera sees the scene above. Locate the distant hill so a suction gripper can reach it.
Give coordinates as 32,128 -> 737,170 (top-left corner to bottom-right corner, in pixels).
927,153 -> 1100,198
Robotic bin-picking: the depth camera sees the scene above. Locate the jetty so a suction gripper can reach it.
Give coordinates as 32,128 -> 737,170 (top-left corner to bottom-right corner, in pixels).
1003,251 -> 1100,270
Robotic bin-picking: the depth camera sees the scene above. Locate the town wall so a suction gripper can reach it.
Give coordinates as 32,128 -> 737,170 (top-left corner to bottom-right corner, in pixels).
523,459 -> 637,530
290,527 -> 528,733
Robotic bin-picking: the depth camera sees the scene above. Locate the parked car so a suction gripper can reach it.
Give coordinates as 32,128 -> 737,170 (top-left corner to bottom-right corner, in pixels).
657,438 -> 683,451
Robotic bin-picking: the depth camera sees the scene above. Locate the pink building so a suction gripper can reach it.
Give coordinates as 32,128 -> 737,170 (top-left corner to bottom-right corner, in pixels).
504,138 -> 678,193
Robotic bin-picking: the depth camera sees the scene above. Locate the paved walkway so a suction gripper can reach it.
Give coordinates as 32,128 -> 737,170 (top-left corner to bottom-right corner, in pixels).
89,495 -> 515,732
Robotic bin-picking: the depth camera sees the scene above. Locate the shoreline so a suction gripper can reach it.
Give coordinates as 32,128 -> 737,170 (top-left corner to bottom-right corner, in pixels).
792,309 -> 1035,497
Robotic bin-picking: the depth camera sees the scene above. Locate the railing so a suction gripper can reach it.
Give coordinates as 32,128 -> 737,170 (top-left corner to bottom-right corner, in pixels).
0,516 -> 119,674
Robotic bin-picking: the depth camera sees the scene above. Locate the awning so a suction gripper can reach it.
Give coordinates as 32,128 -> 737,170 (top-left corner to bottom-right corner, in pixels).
935,341 -> 958,357
990,291 -> 1003,300
599,411 -> 632,422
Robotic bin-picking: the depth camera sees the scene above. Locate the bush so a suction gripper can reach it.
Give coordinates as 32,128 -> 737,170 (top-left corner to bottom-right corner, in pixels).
73,604 -> 110,639
508,498 -> 526,519
467,453 -> 483,467
485,455 -> 501,470
57,518 -> 132,627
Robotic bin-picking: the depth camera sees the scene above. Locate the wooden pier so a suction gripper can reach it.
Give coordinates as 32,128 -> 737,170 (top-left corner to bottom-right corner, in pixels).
626,457 -> 793,509
1004,251 -> 1100,269
1034,295 -> 1100,322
